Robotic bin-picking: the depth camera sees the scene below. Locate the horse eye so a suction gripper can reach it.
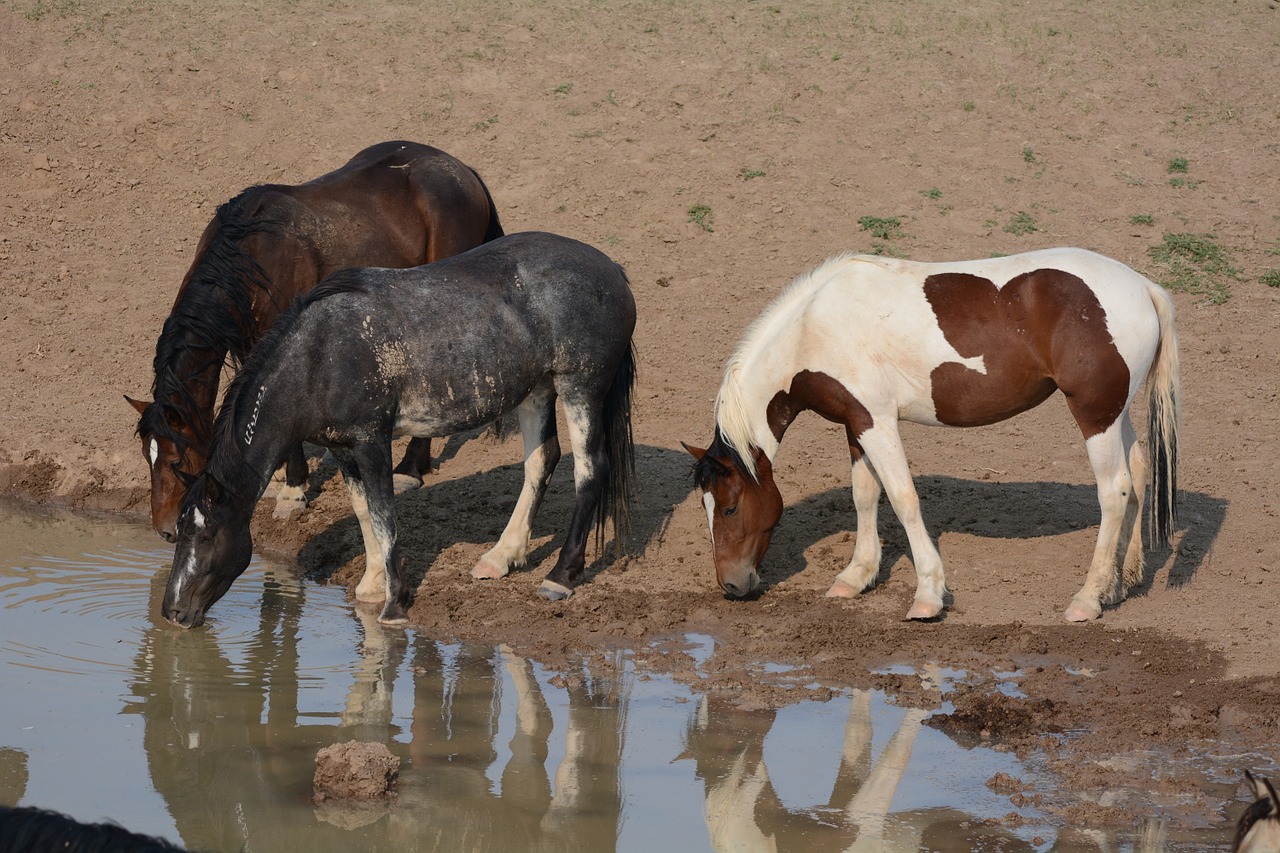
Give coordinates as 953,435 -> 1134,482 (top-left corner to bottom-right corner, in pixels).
723,506 -> 738,517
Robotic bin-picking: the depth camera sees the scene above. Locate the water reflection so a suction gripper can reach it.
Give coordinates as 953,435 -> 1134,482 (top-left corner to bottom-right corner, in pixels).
0,504 -> 1237,851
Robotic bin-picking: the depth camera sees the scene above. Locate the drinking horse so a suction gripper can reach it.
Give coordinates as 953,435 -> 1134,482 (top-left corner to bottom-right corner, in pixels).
128,141 -> 503,541
1235,770 -> 1280,853
162,232 -> 636,628
686,248 -> 1180,622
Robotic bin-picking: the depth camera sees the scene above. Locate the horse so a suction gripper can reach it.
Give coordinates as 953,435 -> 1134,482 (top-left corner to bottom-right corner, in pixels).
685,248 -> 1180,622
1236,770 -> 1280,853
161,231 -> 637,628
0,805 -> 188,853
127,141 -> 503,542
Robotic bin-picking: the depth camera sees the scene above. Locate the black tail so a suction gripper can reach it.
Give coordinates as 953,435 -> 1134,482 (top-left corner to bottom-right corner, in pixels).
470,167 -> 505,244
596,342 -> 637,556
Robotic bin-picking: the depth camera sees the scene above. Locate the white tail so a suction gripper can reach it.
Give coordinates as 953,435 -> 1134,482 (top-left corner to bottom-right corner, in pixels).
1144,283 -> 1181,548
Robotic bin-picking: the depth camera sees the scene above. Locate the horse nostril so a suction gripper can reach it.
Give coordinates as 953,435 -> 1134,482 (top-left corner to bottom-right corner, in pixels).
722,582 -> 743,599
159,530 -> 176,544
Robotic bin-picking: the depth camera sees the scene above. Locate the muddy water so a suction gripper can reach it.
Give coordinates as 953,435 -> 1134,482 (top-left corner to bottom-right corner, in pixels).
0,501 -> 1234,851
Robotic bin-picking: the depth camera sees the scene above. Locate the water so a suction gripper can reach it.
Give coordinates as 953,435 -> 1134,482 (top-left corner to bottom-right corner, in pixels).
0,500 -> 1237,851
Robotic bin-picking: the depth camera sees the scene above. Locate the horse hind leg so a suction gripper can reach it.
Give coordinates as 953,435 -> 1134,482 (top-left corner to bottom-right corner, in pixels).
1065,419 -> 1134,622
392,437 -> 434,493
827,453 -> 884,599
272,442 -> 310,520
472,385 -> 560,581
1120,418 -> 1147,590
538,395 -> 609,600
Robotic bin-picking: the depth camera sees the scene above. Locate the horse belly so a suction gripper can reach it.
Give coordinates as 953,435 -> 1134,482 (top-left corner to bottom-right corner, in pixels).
392,362 -> 542,438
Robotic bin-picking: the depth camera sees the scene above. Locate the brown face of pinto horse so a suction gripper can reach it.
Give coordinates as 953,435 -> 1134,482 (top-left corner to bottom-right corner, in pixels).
683,439 -> 784,598
126,395 -> 206,543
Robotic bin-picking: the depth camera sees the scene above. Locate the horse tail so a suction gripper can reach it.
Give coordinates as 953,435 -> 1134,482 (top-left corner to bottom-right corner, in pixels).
469,167 -> 505,243
1144,282 -> 1181,548
596,340 -> 638,556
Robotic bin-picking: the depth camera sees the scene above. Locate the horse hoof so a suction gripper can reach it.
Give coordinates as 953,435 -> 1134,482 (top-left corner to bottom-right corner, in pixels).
905,599 -> 944,620
272,495 -> 307,520
393,473 -> 423,494
538,580 -> 574,601
825,579 -> 858,599
1063,601 -> 1101,622
377,603 -> 410,625
470,558 -> 509,580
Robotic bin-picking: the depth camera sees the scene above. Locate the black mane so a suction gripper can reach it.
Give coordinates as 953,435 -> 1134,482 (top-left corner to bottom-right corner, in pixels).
141,187 -> 284,450
201,270 -> 372,498
691,429 -> 751,489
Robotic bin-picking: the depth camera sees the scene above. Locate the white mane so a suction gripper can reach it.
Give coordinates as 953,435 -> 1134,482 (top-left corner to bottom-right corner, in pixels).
714,252 -> 859,478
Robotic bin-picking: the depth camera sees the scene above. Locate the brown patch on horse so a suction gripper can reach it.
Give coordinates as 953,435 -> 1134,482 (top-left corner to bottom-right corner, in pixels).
767,369 -> 875,452
924,269 -> 1130,438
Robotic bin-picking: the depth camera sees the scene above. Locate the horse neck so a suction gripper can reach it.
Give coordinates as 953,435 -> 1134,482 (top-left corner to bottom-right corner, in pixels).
207,382 -> 300,508
715,329 -> 805,466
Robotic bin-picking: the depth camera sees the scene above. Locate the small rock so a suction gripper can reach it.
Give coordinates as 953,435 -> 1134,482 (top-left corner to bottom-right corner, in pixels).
313,740 -> 399,801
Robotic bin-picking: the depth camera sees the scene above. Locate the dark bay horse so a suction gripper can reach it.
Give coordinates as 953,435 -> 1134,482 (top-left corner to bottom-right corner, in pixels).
686,248 -> 1180,622
128,141 -> 502,541
162,232 -> 637,628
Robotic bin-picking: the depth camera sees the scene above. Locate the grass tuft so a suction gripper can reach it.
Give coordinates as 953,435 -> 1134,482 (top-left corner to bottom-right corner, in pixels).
1147,233 -> 1239,304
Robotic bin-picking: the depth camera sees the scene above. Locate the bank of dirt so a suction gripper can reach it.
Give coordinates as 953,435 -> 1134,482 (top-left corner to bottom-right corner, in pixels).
2,0 -> 1278,835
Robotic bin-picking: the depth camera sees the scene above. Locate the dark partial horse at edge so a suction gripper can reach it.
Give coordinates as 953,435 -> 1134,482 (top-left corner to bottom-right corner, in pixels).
128,141 -> 502,541
162,232 -> 637,628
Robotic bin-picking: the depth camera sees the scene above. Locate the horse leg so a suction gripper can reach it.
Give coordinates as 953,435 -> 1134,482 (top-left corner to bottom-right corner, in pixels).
1119,417 -> 1147,590
272,442 -> 309,520
333,442 -> 412,624
472,385 -> 560,580
828,452 -> 883,598
1065,420 -> 1133,622
539,397 -> 608,600
859,424 -> 947,620
392,437 -> 434,494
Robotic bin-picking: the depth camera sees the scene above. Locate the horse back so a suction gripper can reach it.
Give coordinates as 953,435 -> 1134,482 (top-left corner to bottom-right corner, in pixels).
804,249 -> 1162,430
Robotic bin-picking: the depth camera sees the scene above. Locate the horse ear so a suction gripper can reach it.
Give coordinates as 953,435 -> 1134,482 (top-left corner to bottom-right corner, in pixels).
680,441 -> 708,461
124,395 -> 150,415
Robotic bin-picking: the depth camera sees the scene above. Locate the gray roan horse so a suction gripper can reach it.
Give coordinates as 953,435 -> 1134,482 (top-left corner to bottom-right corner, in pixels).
161,232 -> 637,628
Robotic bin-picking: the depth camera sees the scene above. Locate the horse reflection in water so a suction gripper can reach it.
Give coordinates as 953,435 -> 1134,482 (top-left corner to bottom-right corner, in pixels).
681,684 -> 1018,851
134,571 -> 626,851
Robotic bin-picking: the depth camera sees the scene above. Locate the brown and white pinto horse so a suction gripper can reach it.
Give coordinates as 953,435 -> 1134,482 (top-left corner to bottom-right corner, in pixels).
686,248 -> 1180,622
128,141 -> 502,541
1236,770 -> 1280,853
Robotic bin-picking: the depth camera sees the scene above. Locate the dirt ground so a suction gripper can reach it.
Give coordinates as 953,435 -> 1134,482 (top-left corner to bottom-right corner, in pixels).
2,0 -> 1278,834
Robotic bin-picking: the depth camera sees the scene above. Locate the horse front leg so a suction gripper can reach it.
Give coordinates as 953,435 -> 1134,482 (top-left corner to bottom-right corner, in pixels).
473,385 -> 560,580
539,398 -> 607,600
828,451 -> 884,598
334,442 -> 412,624
392,437 -> 434,493
1065,422 -> 1133,622
859,424 -> 948,620
272,442 -> 310,520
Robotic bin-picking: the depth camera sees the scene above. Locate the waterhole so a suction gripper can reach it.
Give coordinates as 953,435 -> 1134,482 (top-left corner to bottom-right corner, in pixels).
0,501 -> 1240,851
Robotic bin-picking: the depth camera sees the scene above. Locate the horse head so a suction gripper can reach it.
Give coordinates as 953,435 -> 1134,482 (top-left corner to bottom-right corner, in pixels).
1235,770 -> 1280,853
128,396 -> 208,542
683,435 -> 782,599
162,474 -> 253,629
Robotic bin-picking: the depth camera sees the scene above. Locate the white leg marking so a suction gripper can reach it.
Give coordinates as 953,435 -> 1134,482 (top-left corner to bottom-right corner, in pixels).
474,388 -> 560,580
1066,420 -> 1132,622
272,483 -> 308,520
829,456 -> 883,598
859,425 -> 947,620
346,480 -> 388,602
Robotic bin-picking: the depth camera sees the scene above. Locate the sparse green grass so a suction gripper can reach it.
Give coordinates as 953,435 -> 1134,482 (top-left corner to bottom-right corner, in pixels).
740,168 -> 766,181
1003,211 -> 1038,236
473,115 -> 499,131
687,203 -> 714,232
1129,213 -> 1156,226
553,82 -> 573,95
1147,232 -> 1240,304
1022,147 -> 1037,163
921,187 -> 942,200
1260,270 -> 1280,289
857,215 -> 903,240
962,101 -> 976,112
1167,156 -> 1189,174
